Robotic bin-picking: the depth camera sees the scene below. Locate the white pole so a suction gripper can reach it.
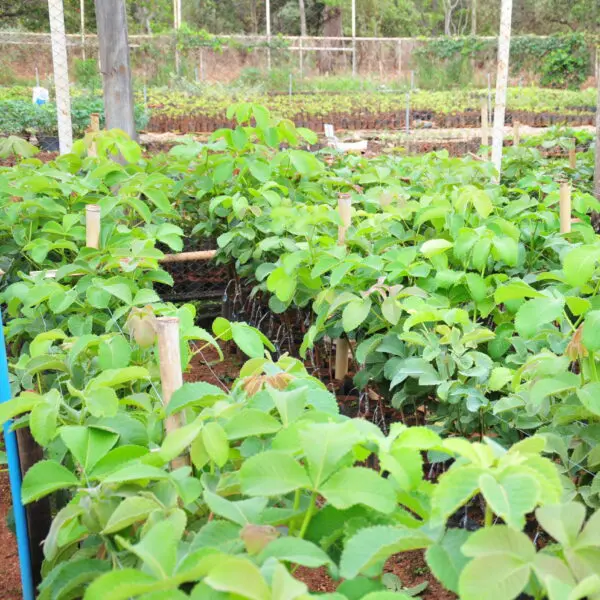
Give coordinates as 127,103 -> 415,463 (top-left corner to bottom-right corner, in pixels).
80,0 -> 85,60
85,204 -> 101,248
174,0 -> 181,73
266,0 -> 271,71
351,0 -> 356,76
491,0 -> 513,180
559,181 -> 572,234
48,0 -> 73,155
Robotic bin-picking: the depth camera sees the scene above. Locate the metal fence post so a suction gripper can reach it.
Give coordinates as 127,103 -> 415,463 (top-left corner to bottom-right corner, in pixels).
0,310 -> 35,600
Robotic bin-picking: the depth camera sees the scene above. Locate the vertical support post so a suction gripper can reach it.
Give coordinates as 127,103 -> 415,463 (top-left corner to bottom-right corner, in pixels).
491,0 -> 513,181
86,204 -> 101,248
48,0 -> 73,155
266,0 -> 272,71
487,72 -> 492,126
405,92 -> 410,135
299,36 -> 304,78
351,0 -> 356,76
396,40 -> 402,77
559,180 -> 572,234
481,99 -> 489,158
569,140 -> 577,170
335,192 -> 352,380
156,317 -> 188,467
88,112 -> 100,157
95,0 -> 137,140
410,70 -> 415,91
0,311 -> 35,600
337,192 -> 351,245
80,0 -> 86,59
513,120 -> 520,147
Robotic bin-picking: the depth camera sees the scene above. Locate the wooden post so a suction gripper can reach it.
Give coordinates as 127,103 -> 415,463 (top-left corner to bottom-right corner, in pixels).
80,0 -> 86,59
85,204 -> 101,249
88,112 -> 100,157
513,120 -> 520,147
396,40 -> 402,77
491,0 -> 513,180
481,99 -> 489,158
156,317 -> 188,467
94,0 -> 137,140
334,338 -> 350,381
559,180 -> 572,234
299,36 -> 304,78
337,192 -> 352,245
569,140 -> 577,169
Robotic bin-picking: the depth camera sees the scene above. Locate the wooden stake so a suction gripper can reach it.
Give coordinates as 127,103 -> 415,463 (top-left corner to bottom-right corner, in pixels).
334,337 -> 349,380
569,141 -> 577,169
337,192 -> 352,246
85,204 -> 101,249
513,120 -> 520,147
481,99 -> 489,158
156,317 -> 188,467
88,112 -> 100,157
160,250 -> 217,263
559,180 -> 572,234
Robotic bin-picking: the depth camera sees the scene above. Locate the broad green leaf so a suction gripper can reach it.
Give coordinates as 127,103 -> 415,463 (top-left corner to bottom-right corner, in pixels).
535,502 -> 586,547
160,417 -> 203,462
0,392 -> 41,426
582,310 -> 600,352
224,409 -> 282,440
267,267 -> 296,303
514,296 -> 564,338
340,525 -> 432,579
205,556 -> 270,600
167,382 -> 227,416
425,529 -> 470,594
83,569 -> 162,600
576,382 -> 600,416
342,297 -> 372,332
231,322 -> 265,358
459,527 -> 536,600
38,558 -> 110,600
103,464 -> 169,484
479,472 -> 539,529
270,561 -> 309,600
204,491 -> 268,526
421,239 -> 453,258
60,426 -> 119,472
319,467 -> 396,514
431,465 -> 483,523
103,497 -> 160,534
202,422 -> 230,467
239,451 -> 310,496
22,460 -> 79,504
494,280 -> 544,304
29,392 -> 60,446
563,245 -> 600,288
84,387 -> 119,418
257,537 -> 333,568
300,421 -> 360,488
270,387 -> 306,427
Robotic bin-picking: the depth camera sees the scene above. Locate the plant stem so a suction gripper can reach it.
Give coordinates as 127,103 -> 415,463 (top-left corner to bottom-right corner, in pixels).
484,503 -> 493,527
298,491 -> 317,539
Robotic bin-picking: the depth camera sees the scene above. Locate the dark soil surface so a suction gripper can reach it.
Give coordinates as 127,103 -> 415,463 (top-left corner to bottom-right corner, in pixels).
295,550 -> 456,599
0,470 -> 22,600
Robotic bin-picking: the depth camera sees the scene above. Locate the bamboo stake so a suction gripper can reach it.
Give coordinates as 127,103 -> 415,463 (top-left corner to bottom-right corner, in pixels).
85,204 -> 101,249
559,180 -> 572,234
335,192 -> 352,380
334,338 -> 350,381
156,316 -> 188,468
337,192 -> 352,246
160,250 -> 217,263
88,112 -> 100,157
569,141 -> 577,169
481,99 -> 489,158
513,120 -> 520,147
